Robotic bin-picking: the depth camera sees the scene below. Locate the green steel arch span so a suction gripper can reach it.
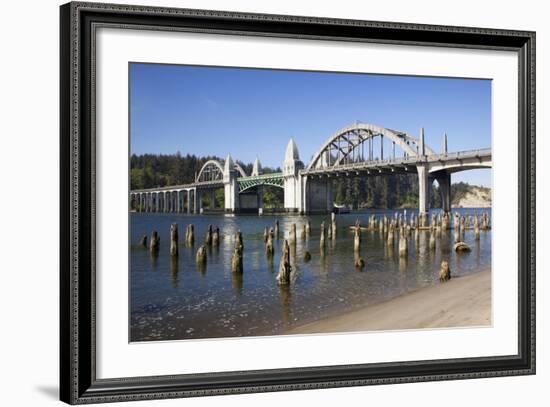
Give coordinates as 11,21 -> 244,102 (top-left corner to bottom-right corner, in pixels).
237,172 -> 284,193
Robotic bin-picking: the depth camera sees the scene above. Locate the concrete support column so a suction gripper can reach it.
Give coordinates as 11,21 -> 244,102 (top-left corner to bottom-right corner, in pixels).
182,191 -> 186,213
436,171 -> 451,213
304,175 -> 332,214
187,190 -> 191,214
257,186 -> 263,209
224,179 -> 239,213
325,176 -> 333,212
193,189 -> 198,214
301,176 -> 308,215
417,164 -> 430,215
209,190 -> 216,209
198,191 -> 204,213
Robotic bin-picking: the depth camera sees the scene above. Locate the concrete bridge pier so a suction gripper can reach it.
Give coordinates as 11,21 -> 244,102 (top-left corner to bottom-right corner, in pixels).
193,188 -> 199,215
417,163 -> 431,216
305,176 -> 334,214
435,171 -> 451,213
283,138 -> 305,213
208,189 -> 216,209
223,154 -> 240,213
187,189 -> 193,214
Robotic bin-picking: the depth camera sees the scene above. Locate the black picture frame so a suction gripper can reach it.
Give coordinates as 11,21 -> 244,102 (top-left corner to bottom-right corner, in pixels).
60,1 -> 536,404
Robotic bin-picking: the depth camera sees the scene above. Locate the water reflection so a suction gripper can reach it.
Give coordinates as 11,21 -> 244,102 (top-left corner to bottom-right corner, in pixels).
170,256 -> 178,288
130,208 -> 492,341
231,271 -> 243,294
278,284 -> 292,326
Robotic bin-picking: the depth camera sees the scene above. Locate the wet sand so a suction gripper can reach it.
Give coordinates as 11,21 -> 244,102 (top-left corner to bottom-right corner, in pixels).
288,268 -> 491,334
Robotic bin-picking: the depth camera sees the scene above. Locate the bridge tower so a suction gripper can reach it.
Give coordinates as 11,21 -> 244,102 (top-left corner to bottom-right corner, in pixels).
251,157 -> 261,176
417,128 -> 430,215
251,157 -> 263,209
435,132 -> 451,213
223,154 -> 239,212
283,138 -> 304,212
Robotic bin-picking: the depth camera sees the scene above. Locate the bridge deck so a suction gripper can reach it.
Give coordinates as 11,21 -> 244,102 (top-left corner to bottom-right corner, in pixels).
130,149 -> 491,194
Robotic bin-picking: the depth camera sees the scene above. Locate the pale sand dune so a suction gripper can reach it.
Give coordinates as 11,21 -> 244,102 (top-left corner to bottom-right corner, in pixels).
288,268 -> 491,334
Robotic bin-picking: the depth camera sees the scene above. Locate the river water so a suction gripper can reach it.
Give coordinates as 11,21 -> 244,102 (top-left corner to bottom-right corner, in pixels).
129,208 -> 491,342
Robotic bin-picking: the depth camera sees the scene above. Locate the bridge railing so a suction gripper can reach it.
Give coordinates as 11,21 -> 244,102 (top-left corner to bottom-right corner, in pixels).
427,148 -> 492,162
237,172 -> 284,182
301,148 -> 491,174
131,179 -> 224,194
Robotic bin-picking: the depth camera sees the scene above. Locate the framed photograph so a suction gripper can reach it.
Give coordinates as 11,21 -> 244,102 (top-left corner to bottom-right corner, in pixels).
60,1 -> 535,404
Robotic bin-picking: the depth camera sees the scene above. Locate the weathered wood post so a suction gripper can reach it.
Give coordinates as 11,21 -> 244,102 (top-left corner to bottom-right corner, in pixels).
266,227 -> 274,257
195,245 -> 207,264
276,240 -> 292,285
331,212 -> 337,239
474,212 -> 480,241
290,223 -> 297,244
235,230 -> 244,250
454,212 -> 459,228
231,243 -> 243,273
301,223 -> 307,240
186,224 -> 195,246
429,230 -> 436,250
387,225 -> 394,247
149,230 -> 160,254
327,219 -> 332,239
212,226 -> 220,246
263,226 -> 268,243
275,220 -> 280,239
205,224 -> 213,245
170,223 -> 178,256
138,235 -> 147,248
454,241 -> 472,253
399,229 -> 408,258
353,219 -> 361,253
439,260 -> 451,282
306,220 -> 311,235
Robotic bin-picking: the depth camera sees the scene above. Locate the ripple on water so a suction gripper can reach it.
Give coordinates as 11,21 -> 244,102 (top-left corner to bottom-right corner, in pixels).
130,210 -> 492,341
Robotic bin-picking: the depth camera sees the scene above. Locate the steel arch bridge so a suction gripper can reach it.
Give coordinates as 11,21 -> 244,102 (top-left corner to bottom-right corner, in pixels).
130,121 -> 491,215
307,122 -> 434,171
238,172 -> 284,193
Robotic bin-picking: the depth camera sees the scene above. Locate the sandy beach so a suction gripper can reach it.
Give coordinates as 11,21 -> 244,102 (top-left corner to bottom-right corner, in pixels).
288,268 -> 491,335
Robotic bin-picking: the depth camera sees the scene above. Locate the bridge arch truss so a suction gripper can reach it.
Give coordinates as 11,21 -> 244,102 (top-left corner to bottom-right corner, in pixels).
307,123 -> 435,171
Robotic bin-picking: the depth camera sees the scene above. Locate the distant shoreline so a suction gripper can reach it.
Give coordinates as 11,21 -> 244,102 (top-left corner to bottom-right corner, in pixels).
287,268 -> 491,335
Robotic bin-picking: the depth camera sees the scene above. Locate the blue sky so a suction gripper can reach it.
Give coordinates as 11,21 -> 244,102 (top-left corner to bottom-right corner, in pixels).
130,63 -> 492,187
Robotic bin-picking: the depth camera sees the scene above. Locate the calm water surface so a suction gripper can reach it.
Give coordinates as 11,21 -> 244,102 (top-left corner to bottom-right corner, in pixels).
130,209 -> 491,341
